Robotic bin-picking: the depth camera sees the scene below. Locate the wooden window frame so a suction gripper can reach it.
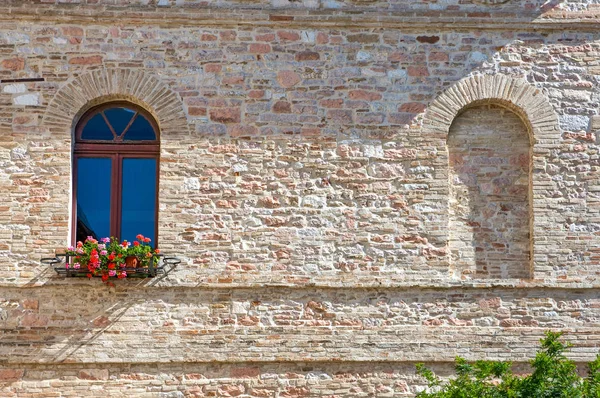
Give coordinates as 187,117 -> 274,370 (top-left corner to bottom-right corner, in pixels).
72,102 -> 160,246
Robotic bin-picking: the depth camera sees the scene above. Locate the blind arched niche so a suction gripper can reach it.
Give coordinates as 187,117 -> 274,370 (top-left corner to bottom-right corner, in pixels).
448,104 -> 531,279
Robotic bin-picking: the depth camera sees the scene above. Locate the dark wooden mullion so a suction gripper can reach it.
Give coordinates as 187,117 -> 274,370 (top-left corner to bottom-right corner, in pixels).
113,154 -> 124,241
71,155 -> 79,245
74,143 -> 159,153
119,112 -> 139,140
100,111 -> 119,141
154,154 -> 160,247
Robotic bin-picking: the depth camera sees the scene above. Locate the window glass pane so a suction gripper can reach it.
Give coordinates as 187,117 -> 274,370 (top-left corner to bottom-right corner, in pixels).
76,158 -> 112,243
120,158 -> 157,245
81,113 -> 114,141
104,107 -> 136,136
123,114 -> 156,141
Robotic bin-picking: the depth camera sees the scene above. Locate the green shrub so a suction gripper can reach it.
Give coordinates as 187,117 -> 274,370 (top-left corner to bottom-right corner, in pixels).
416,331 -> 600,398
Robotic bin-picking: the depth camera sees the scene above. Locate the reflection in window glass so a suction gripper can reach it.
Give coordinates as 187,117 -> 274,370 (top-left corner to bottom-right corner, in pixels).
124,115 -> 156,141
104,107 -> 136,136
76,158 -> 111,242
81,114 -> 114,141
120,158 -> 157,245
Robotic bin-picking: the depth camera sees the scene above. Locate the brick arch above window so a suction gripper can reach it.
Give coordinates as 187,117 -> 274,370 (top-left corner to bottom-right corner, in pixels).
42,68 -> 190,137
422,74 -> 559,146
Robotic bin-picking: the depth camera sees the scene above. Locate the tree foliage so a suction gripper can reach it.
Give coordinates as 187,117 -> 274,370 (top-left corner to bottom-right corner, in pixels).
416,331 -> 600,398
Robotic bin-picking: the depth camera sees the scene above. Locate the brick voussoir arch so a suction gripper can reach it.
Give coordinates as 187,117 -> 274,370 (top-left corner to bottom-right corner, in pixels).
424,73 -> 559,280
423,74 -> 559,145
42,68 -> 190,136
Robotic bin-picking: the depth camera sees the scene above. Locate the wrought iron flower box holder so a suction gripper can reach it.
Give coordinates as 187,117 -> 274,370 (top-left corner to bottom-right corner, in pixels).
42,253 -> 180,278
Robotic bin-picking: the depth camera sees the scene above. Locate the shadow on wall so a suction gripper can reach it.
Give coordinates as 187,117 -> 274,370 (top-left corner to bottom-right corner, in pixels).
448,105 -> 531,279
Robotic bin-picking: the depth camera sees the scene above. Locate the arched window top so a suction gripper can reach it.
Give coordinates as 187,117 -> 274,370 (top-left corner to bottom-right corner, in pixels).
76,102 -> 159,143
72,101 -> 159,246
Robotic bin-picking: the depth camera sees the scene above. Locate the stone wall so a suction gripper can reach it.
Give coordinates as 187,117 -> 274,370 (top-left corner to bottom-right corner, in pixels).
1,1 -> 600,396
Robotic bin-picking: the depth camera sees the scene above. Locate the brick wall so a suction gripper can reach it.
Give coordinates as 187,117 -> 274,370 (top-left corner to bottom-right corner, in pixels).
448,105 -> 531,279
0,2 -> 600,396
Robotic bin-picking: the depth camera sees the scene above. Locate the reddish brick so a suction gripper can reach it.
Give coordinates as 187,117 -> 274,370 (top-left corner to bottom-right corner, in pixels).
92,315 -> 111,327
22,299 -> 38,310
78,369 -> 109,380
201,33 -> 218,41
1,58 -> 25,71
388,52 -> 410,62
19,313 -> 48,327
429,51 -> 450,62
188,107 -> 207,116
204,63 -> 222,73
277,70 -> 301,88
108,26 -> 119,38
249,43 -> 271,54
301,127 -> 321,137
349,90 -> 382,101
222,76 -> 244,85
319,99 -> 344,108
277,30 -> 300,41
500,319 -> 523,327
210,108 -> 241,123
260,196 -> 280,208
273,101 -> 292,113
407,66 -> 430,76
281,387 -> 310,397
218,384 -> 245,396
61,26 -> 83,36
68,55 -> 103,65
269,15 -> 293,21
399,102 -> 426,113
228,125 -> 258,137
230,367 -> 260,378
220,30 -> 237,41
0,369 -> 24,381
248,90 -> 265,99
13,115 -> 34,125
416,35 -> 440,43
295,51 -> 320,61
327,109 -> 353,124
255,33 -> 275,42
316,32 -> 329,44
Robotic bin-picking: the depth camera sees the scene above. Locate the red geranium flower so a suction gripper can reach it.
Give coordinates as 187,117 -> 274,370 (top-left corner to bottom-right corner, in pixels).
65,234 -> 158,285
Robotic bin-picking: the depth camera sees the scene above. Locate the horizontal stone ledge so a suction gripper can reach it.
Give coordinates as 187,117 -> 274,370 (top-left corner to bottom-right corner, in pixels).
2,327 -> 600,364
6,277 -> 600,290
3,6 -> 600,31
0,359 -> 591,368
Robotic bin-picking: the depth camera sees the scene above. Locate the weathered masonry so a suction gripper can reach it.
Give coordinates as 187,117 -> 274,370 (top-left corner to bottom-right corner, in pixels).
1,1 -> 600,396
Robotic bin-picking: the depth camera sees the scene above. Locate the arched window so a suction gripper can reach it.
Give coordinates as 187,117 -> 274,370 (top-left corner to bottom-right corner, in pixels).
73,102 -> 159,245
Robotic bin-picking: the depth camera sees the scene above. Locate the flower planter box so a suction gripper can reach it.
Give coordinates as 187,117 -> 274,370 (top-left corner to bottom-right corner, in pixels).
41,235 -> 180,282
42,252 -> 180,278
